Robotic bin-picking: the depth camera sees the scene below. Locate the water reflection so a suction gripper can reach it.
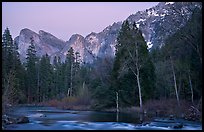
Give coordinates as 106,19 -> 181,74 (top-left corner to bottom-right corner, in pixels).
87,111 -> 140,123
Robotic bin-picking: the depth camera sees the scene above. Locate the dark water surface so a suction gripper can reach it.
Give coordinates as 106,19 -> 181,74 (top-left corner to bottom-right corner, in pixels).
4,106 -> 202,130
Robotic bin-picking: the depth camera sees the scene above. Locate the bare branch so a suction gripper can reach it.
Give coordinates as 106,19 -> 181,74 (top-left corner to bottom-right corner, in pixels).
118,59 -> 129,78
129,66 -> 137,78
127,48 -> 136,66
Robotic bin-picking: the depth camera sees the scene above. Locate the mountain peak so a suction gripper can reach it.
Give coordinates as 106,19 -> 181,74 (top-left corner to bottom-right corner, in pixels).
70,34 -> 84,40
165,2 -> 175,5
20,28 -> 38,36
39,30 -> 48,35
72,33 -> 83,37
21,28 -> 32,32
86,32 -> 97,38
39,30 -> 58,39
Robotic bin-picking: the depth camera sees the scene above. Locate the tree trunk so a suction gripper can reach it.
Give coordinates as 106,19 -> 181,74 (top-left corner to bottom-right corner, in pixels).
136,68 -> 143,122
116,111 -> 119,122
188,70 -> 194,105
197,96 -> 202,109
116,91 -> 119,113
28,89 -> 31,103
37,65 -> 40,102
129,66 -> 143,122
197,48 -> 202,65
70,63 -> 73,96
67,89 -> 70,97
83,81 -> 85,90
66,70 -> 69,97
170,57 -> 180,109
178,73 -> 182,96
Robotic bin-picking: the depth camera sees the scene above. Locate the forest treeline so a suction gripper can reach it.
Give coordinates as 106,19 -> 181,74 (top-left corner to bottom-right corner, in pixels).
2,8 -> 202,118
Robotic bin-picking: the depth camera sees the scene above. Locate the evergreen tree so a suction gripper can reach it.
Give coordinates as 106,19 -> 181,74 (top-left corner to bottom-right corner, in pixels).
52,56 -> 58,98
57,56 -> 65,98
73,51 -> 81,96
65,47 -> 75,96
25,37 -> 38,103
90,57 -> 115,110
2,27 -> 14,78
2,28 -> 26,106
39,54 -> 53,101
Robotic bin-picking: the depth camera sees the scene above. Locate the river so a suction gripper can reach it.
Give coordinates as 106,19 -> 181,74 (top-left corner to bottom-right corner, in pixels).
4,106 -> 202,130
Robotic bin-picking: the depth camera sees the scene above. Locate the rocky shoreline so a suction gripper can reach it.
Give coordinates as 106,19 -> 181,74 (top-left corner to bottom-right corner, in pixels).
2,114 -> 29,129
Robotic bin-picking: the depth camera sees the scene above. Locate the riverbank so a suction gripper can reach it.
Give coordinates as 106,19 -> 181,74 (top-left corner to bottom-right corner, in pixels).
37,98 -> 202,122
2,105 -> 202,130
2,97 -> 201,129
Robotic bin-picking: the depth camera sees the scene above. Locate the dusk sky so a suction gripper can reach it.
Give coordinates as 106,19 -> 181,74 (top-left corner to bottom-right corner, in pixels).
2,2 -> 159,41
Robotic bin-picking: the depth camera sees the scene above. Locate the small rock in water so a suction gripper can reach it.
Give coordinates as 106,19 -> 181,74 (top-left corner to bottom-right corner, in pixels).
142,122 -> 149,126
8,117 -> 17,124
173,123 -> 183,129
169,115 -> 174,120
17,116 -> 29,124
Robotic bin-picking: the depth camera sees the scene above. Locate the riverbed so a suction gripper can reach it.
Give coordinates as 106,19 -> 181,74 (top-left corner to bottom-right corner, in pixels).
4,106 -> 202,130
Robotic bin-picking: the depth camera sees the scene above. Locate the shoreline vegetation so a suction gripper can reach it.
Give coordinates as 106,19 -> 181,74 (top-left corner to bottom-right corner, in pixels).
4,97 -> 202,121
41,98 -> 202,122
2,98 -> 202,129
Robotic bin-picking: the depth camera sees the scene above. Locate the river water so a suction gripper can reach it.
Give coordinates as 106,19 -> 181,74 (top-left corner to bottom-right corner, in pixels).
4,106 -> 202,130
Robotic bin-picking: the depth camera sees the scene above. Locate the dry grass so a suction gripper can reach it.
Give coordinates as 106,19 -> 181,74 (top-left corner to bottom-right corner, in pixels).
39,96 -> 91,110
144,99 -> 186,116
143,98 -> 202,121
39,97 -> 202,121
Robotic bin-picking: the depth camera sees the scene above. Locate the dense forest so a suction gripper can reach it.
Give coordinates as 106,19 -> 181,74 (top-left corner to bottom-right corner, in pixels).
2,8 -> 202,121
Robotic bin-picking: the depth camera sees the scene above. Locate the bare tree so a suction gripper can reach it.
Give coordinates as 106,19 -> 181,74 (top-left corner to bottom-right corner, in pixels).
127,42 -> 143,122
115,21 -> 155,122
170,56 -> 181,117
116,91 -> 119,113
188,70 -> 194,105
118,41 -> 144,122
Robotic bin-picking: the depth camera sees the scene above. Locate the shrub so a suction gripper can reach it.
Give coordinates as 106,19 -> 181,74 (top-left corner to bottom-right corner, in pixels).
143,98 -> 193,118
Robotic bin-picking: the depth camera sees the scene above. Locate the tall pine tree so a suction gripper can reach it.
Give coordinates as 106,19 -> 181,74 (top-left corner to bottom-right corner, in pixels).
25,37 -> 38,103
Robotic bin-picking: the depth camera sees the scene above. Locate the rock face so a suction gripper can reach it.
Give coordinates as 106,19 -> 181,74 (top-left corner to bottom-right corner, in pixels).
14,2 -> 202,64
126,2 -> 202,49
56,34 -> 94,63
14,28 -> 66,62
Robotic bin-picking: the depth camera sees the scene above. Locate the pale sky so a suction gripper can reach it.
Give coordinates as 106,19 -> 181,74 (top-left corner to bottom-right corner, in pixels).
2,2 -> 159,41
